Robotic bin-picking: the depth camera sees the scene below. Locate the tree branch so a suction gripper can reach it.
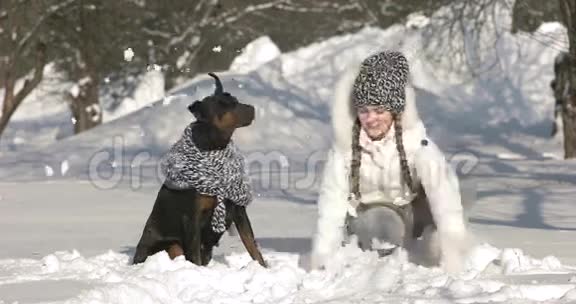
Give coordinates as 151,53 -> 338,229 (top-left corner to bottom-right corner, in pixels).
210,0 -> 287,27
191,0 -> 212,21
348,0 -> 378,24
274,1 -> 354,13
13,42 -> 47,109
560,0 -> 575,57
142,27 -> 172,39
15,0 -> 79,56
0,9 -> 8,22
168,1 -> 216,48
0,41 -> 46,138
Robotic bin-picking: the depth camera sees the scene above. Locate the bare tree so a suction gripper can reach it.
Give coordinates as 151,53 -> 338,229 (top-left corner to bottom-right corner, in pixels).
0,40 -> 46,143
142,0 -> 369,87
60,1 -> 105,134
0,0 -> 60,143
420,0 -> 507,78
2,0 -> 447,141
141,0 -> 438,88
421,0 -> 576,159
46,0 -> 147,134
511,0 -> 560,34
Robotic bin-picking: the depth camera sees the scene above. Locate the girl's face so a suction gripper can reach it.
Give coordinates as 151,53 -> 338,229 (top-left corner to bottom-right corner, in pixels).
357,106 -> 394,140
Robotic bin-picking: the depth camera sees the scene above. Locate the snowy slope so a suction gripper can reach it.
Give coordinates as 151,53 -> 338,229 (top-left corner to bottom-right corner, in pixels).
0,20 -> 568,180
0,65 -> 165,154
2,8 -> 576,304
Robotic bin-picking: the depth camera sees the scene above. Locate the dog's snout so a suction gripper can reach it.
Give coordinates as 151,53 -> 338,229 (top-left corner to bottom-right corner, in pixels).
237,104 -> 255,127
246,105 -> 255,121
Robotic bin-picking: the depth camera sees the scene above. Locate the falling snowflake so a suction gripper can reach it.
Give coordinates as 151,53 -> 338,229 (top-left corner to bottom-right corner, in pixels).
147,64 -> 162,72
71,117 -> 77,125
124,47 -> 135,62
44,165 -> 54,177
85,104 -> 101,122
12,137 -> 25,145
69,85 -> 80,98
177,51 -> 190,69
162,96 -> 173,106
212,45 -> 222,53
61,160 -> 69,176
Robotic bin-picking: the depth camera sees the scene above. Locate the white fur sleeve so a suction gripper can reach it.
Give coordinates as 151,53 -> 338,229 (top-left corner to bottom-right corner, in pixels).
311,147 -> 350,268
414,139 -> 469,272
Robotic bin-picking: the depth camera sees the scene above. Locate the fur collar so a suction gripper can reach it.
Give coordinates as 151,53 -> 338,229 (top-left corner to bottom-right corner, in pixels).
331,63 -> 423,151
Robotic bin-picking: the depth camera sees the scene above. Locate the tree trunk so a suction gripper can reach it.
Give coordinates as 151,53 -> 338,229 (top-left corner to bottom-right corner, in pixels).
558,0 -> 576,159
66,69 -> 102,134
65,0 -> 102,134
562,89 -> 576,158
0,42 -> 47,144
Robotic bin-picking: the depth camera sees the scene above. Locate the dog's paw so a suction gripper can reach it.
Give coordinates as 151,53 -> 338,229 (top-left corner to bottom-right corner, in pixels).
259,259 -> 269,268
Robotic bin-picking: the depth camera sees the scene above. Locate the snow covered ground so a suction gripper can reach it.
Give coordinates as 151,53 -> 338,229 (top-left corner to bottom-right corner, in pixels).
2,10 -> 576,304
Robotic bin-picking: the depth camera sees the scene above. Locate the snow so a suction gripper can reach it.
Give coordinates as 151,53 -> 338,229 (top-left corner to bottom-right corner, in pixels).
229,36 -> 282,73
406,12 -> 430,29
176,51 -> 191,69
1,231 -> 575,303
123,47 -> 135,62
538,22 -> 566,35
212,45 -> 223,53
69,84 -> 80,99
1,4 -> 576,304
104,69 -> 165,122
61,160 -> 69,176
86,103 -> 102,122
43,165 -> 54,177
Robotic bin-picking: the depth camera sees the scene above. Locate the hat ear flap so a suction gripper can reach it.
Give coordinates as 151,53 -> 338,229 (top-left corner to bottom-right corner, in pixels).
188,101 -> 204,120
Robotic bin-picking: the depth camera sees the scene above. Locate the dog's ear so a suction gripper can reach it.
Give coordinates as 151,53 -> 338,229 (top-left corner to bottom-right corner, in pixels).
188,101 -> 204,120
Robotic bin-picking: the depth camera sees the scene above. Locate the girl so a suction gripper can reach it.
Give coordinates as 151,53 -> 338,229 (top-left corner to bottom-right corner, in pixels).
311,50 -> 470,273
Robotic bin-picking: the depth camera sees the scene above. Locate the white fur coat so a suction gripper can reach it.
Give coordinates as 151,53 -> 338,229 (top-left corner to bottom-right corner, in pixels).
311,64 -> 470,273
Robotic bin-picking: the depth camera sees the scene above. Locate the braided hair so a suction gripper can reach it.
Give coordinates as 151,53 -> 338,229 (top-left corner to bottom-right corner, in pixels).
393,113 -> 414,192
348,113 -> 414,201
349,118 -> 363,201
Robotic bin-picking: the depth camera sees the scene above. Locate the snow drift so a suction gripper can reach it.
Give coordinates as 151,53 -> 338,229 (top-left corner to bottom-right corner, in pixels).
1,243 -> 575,304
1,6 -> 576,304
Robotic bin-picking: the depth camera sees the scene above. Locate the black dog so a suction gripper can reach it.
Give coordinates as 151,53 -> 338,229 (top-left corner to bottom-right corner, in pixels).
132,73 -> 267,267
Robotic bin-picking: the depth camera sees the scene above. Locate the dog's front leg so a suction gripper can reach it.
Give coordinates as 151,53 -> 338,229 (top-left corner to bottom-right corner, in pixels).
182,213 -> 202,265
185,194 -> 217,266
233,206 -> 267,268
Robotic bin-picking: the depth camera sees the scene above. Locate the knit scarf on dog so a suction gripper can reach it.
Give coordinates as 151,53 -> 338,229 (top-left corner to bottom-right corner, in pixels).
160,123 -> 252,233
